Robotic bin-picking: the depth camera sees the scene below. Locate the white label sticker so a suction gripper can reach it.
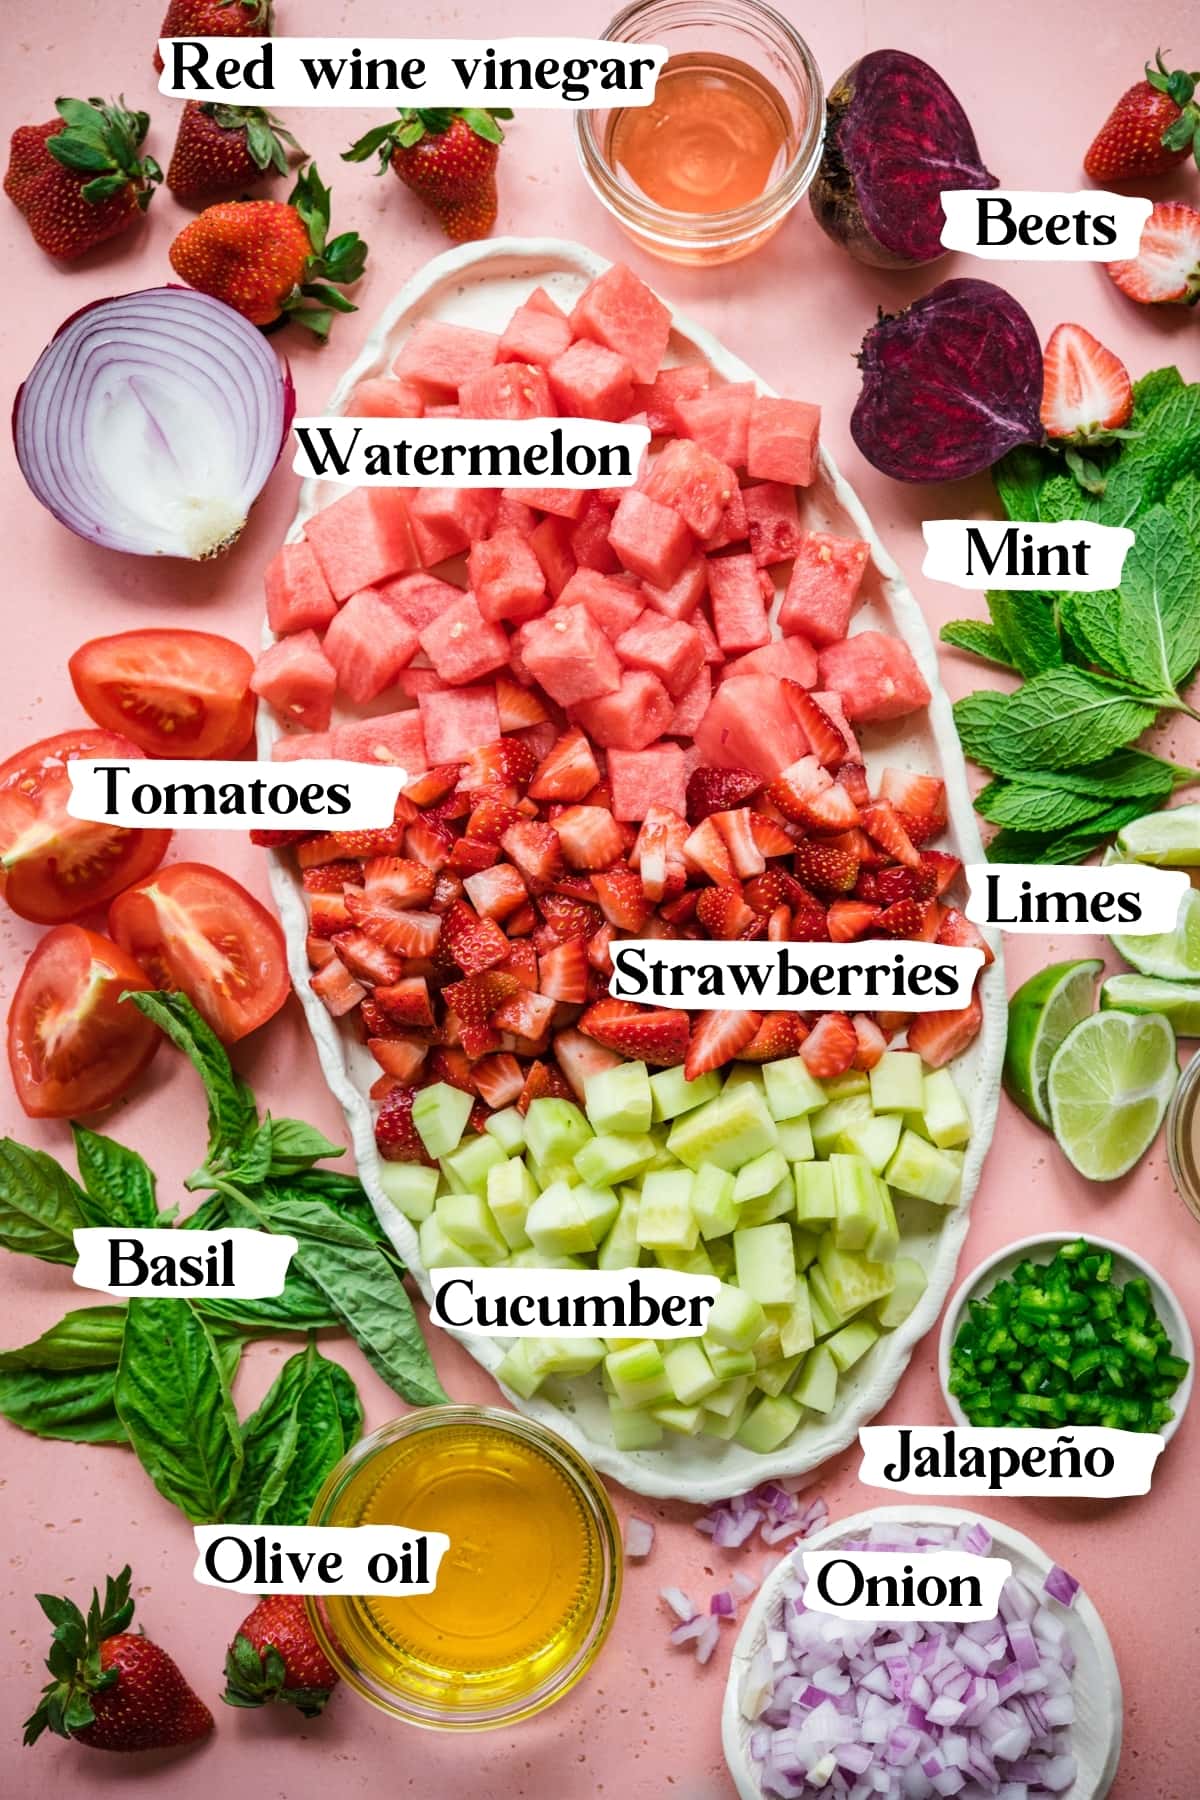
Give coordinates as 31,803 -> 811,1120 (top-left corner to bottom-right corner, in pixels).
965,862 -> 1189,936
431,1267 -> 719,1338
859,1425 -> 1164,1497
940,189 -> 1152,260
609,940 -> 984,1012
159,37 -> 666,107
193,1526 -> 449,1595
293,418 -> 649,488
801,1550 -> 1010,1621
922,519 -> 1134,591
66,759 -> 406,830
72,1229 -> 297,1299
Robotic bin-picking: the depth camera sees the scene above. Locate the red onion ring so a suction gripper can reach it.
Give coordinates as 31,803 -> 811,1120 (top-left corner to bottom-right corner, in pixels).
13,287 -> 295,560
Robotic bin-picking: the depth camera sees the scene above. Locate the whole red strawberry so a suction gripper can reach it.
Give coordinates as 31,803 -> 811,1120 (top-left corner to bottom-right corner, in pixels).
344,107 -> 511,242
4,97 -> 161,260
24,1566 -> 212,1753
1084,50 -> 1200,181
155,0 -> 273,75
167,102 -> 302,201
223,1594 -> 338,1717
169,163 -> 367,336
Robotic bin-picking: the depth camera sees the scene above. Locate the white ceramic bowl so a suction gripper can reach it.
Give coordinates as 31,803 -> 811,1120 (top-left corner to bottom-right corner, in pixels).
722,1504 -> 1123,1800
938,1232 -> 1194,1446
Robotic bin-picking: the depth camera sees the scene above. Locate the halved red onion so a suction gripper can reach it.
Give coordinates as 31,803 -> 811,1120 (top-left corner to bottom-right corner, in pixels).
14,287 -> 294,560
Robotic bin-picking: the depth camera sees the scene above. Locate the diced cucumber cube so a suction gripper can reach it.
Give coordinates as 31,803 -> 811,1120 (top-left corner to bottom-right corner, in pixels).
662,1339 -> 720,1405
667,1085 -> 778,1171
484,1105 -> 526,1154
608,1396 -> 663,1450
811,1094 -> 873,1157
779,1281 -> 815,1357
777,1115 -> 814,1161
703,1394 -> 750,1439
705,1341 -> 756,1380
922,1069 -> 972,1149
656,1240 -> 716,1279
507,1246 -> 586,1269
869,1051 -> 926,1114
525,1336 -> 606,1378
691,1162 -> 737,1238
584,1060 -> 653,1134
524,1097 -> 593,1170
703,1375 -> 751,1418
792,1344 -> 838,1412
753,1319 -> 783,1367
736,1394 -> 802,1453
831,1153 -> 877,1252
791,1227 -> 819,1272
884,1130 -> 962,1206
651,1401 -> 706,1435
806,1265 -> 840,1337
735,1177 -> 797,1229
596,1190 -> 643,1271
486,1156 -> 537,1250
836,1113 -> 904,1174
795,1161 -> 836,1225
721,1064 -> 761,1090
495,1341 -> 542,1399
435,1192 -> 508,1265
817,1241 -> 896,1317
705,1281 -> 766,1352
637,1170 -> 699,1251
377,1160 -> 439,1223
733,1222 -> 795,1306
826,1318 -> 880,1372
440,1132 -> 507,1197
649,1064 -> 721,1122
867,1177 -> 899,1262
525,1179 -> 619,1255
412,1082 -> 474,1158
419,1213 -> 479,1271
762,1054 -> 827,1120
708,1238 -> 734,1281
575,1132 -> 658,1187
822,1070 -> 870,1100
874,1255 -> 928,1328
733,1148 -> 790,1206
605,1341 -> 672,1409
755,1353 -> 803,1397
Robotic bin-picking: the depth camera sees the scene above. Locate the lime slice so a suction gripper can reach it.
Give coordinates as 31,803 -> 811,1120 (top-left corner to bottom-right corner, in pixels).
1102,973 -> 1200,1036
1117,804 -> 1200,866
1110,883 -> 1200,979
1003,959 -> 1104,1128
1047,1010 -> 1178,1180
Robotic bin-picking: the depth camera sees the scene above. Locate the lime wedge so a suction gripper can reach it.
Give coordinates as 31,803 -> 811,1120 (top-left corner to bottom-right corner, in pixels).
1110,883 -> 1200,979
1047,1010 -> 1178,1180
1003,959 -> 1104,1128
1117,804 -> 1200,866
1102,973 -> 1200,1036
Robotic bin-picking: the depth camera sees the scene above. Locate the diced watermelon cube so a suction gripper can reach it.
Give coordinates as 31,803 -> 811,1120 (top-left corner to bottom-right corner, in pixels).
251,631 -> 336,731
264,540 -> 338,636
458,362 -> 555,419
548,340 -> 636,422
778,532 -> 871,646
668,664 -> 712,737
305,489 -> 419,601
468,528 -> 548,624
376,571 -> 466,631
525,285 -> 568,320
677,382 -> 754,467
568,262 -> 672,385
396,664 -> 442,698
572,670 -> 674,751
498,301 -> 573,369
407,487 -> 499,565
607,744 -> 687,821
810,690 -> 861,761
746,397 -> 820,485
721,635 -> 818,688
693,673 -> 812,778
706,552 -> 770,653
322,588 -> 419,703
614,612 -> 704,697
743,482 -> 804,566
609,489 -> 694,588
419,594 -> 510,685
641,437 -> 737,539
633,363 -> 710,434
569,495 -> 620,572
392,320 -> 498,396
418,685 -> 500,762
640,552 -> 707,622
704,484 -> 749,552
557,568 -> 643,640
495,495 -> 539,533
528,515 -> 577,597
692,610 -> 724,665
346,376 -> 424,417
520,605 -> 622,705
332,710 -> 428,772
271,729 -> 333,762
817,632 -> 931,722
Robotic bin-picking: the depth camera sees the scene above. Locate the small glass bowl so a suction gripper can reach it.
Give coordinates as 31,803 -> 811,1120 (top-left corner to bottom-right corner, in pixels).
1167,1049 -> 1200,1225
305,1406 -> 622,1731
575,0 -> 825,265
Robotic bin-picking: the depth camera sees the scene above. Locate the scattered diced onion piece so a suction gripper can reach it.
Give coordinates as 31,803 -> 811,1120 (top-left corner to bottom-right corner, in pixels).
1043,1564 -> 1080,1609
625,1516 -> 655,1560
660,1585 -> 695,1622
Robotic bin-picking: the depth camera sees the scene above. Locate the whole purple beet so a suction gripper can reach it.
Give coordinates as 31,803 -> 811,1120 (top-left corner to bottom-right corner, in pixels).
851,279 -> 1044,483
811,50 -> 997,268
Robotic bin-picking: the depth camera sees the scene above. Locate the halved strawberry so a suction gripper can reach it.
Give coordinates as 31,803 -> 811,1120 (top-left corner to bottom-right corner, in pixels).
686,765 -> 762,823
309,893 -> 351,938
538,892 -> 604,942
906,991 -> 983,1068
860,801 -> 920,870
496,674 -> 549,731
302,860 -> 364,894
738,1012 -> 805,1061
592,866 -> 651,930
501,819 -> 563,887
310,959 -> 366,1017
799,1011 -> 857,1079
794,839 -> 859,895
438,900 -> 510,974
921,850 -> 963,897
578,998 -> 689,1065
827,898 -> 881,941
937,907 -> 995,967
553,805 -> 626,870
372,976 -> 435,1027
683,816 -> 736,884
471,1051 -> 525,1108
851,1014 -> 887,1071
783,685 -> 846,768
368,1036 -> 430,1082
518,1059 -> 574,1113
528,728 -> 600,802
696,884 -> 758,939
878,770 -> 948,845
1107,202 -> 1200,306
363,856 -> 437,908
345,895 -> 441,959
537,938 -> 589,1003
375,1084 -> 436,1164
747,812 -> 795,858
334,930 -> 404,986
712,808 -> 766,878
685,1009 -> 763,1079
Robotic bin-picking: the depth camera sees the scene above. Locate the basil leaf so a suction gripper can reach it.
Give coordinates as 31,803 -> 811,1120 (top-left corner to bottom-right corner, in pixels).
263,1169 -> 388,1240
126,991 -> 258,1177
1117,504 -> 1200,689
197,1264 -> 341,1334
234,1341 -> 362,1525
71,1126 -> 159,1228
0,1140 -> 90,1264
114,1298 -> 243,1523
977,669 -> 1158,771
975,781 -> 1115,833
940,621 -> 1014,668
265,1116 -> 345,1176
0,1364 -> 126,1443
0,1305 -> 125,1372
986,593 -> 1063,677
183,1193 -> 230,1232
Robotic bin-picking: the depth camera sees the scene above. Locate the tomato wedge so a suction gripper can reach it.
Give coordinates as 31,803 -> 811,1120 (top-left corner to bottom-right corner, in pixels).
108,862 -> 290,1043
69,629 -> 257,759
8,925 -> 159,1118
0,730 -> 172,923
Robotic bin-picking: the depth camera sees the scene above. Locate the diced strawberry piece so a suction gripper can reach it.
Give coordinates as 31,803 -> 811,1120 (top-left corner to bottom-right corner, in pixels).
404,818 -> 455,872
537,937 -> 590,1003
642,438 -> 737,539
498,299 -> 573,368
578,998 -> 689,1066
878,768 -> 949,843
368,1036 -> 429,1082
521,605 -> 622,706
873,898 -> 927,939
799,1010 -> 857,1078
609,490 -> 694,589
778,532 -> 870,647
685,765 -> 762,823
557,567 -> 645,640
573,671 -> 674,753
836,761 -> 871,807
549,339 -> 636,421
769,757 -> 861,831
461,863 -> 528,922
587,921 -> 616,973
634,363 -> 710,434
347,898 -> 441,960
500,939 -> 540,987
850,1014 -> 887,1071
592,866 -> 651,930
491,986 -> 558,1044
710,809 -> 766,878
746,813 -> 794,859
495,674 -> 549,732
306,488 -> 418,600
906,992 -> 983,1068
375,1083 -> 438,1164
253,827 -> 316,848
309,958 -> 366,1017
683,815 -> 736,885
685,1009 -> 762,1079
347,375 -> 424,417
937,907 -> 995,968
451,839 -> 499,877
371,976 -> 435,1028
459,738 -> 539,792
780,686 -> 846,768
438,900 -> 510,975
393,320 -> 499,396
873,866 -> 932,906
418,685 -> 501,764
860,801 -> 921,870
630,805 -> 689,902
677,382 -> 754,466
740,1012 -> 805,1060
818,632 -> 932,724
403,764 -> 460,806
265,540 -> 337,635
517,1059 -> 574,1113
458,361 -> 554,419
746,396 -> 820,485
499,819 -> 562,888
743,869 -> 804,914
467,529 -> 548,625
569,494 -> 621,573
334,928 -> 403,985
302,860 -> 363,895
922,850 -> 963,897
707,553 -> 770,653
794,839 -> 859,894
431,870 -> 465,912
537,893 -> 603,943
307,933 -> 336,969
553,805 -> 626,870
308,893 -> 351,937
827,898 -> 882,941
696,884 -> 757,938
742,482 -> 804,566
568,262 -> 672,385
789,886 -> 829,941
443,970 -> 521,1056
471,1051 -> 525,1108
528,728 -> 600,802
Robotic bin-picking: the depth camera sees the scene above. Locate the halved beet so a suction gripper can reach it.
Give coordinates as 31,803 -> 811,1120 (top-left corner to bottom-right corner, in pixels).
810,50 -> 997,268
851,279 -> 1044,483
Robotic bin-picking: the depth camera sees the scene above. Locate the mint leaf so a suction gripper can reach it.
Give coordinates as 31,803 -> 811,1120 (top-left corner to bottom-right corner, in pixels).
1166,473 -> 1200,548
1058,590 -> 1135,684
985,798 -> 1150,864
1115,504 -> 1200,690
0,1141 -> 89,1264
977,669 -> 1158,771
986,593 -> 1063,676
1009,752 -> 1184,801
975,781 -> 1116,832
1099,385 -> 1200,527
114,1298 -> 243,1523
952,690 -> 1016,770
71,1126 -> 159,1228
126,991 -> 258,1179
1131,366 -> 1184,424
940,621 -> 1014,667
993,445 -> 1054,522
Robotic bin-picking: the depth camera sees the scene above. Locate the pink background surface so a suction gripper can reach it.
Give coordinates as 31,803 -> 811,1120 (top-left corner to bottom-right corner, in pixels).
2,1 -> 1199,1794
